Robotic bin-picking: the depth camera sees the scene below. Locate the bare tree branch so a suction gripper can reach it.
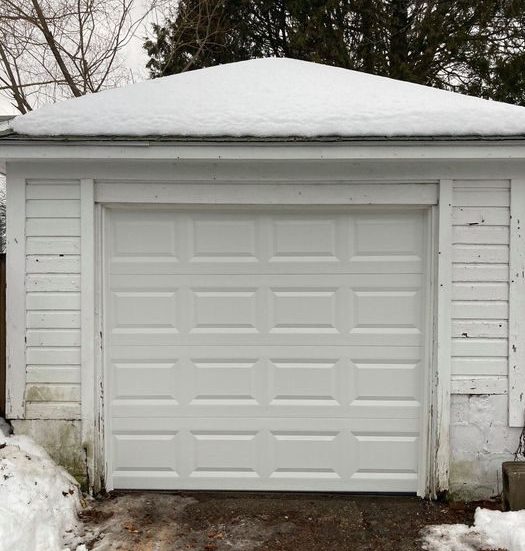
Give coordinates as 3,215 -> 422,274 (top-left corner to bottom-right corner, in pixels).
0,0 -> 166,112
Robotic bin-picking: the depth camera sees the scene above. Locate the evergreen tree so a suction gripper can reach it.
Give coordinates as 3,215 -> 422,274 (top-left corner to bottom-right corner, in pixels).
144,0 -> 525,105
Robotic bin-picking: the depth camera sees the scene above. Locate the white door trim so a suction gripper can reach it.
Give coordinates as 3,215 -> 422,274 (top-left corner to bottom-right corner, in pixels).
80,178 -> 95,492
94,182 -> 438,205
431,180 -> 453,496
91,181 -> 443,495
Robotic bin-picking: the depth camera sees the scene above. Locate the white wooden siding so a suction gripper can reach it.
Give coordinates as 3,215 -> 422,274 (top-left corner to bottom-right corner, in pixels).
451,180 -> 510,396
24,179 -> 81,419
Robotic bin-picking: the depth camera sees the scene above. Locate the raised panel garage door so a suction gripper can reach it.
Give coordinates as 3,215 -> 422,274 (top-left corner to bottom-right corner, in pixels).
105,207 -> 429,492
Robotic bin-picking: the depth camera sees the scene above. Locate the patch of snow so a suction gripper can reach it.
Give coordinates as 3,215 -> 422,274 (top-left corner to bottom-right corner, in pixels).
422,507 -> 525,551
0,425 -> 84,551
11,58 -> 525,138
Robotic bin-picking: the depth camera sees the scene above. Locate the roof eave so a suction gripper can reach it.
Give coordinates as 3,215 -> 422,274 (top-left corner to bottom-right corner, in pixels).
2,134 -> 525,172
3,131 -> 525,143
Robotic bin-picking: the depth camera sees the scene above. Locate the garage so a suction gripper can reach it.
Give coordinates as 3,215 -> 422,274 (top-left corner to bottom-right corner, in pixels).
105,206 -> 430,492
6,58 -> 525,499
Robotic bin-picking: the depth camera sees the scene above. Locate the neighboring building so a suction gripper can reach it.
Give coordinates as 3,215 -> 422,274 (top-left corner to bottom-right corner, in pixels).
1,58 -> 525,499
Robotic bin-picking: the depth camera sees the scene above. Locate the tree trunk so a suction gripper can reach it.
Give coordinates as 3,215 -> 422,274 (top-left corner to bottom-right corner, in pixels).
359,2 -> 376,73
31,0 -> 83,97
389,0 -> 410,80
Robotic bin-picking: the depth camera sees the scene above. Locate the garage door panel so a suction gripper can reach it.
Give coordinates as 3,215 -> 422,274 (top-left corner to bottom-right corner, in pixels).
109,209 -> 425,275
112,472 -> 418,492
108,273 -> 425,347
112,432 -> 179,473
106,208 -> 428,492
110,418 -> 419,491
190,214 -> 259,262
112,362 -> 180,401
109,349 -> 422,420
353,433 -> 419,475
110,210 -> 180,258
353,211 -> 425,258
111,291 -> 179,329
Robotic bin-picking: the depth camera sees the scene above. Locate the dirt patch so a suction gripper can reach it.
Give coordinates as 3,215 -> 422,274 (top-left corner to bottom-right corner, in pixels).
80,492 -> 500,551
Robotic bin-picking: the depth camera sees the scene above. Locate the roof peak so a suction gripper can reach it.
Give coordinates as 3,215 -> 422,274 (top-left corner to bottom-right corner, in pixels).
11,57 -> 525,138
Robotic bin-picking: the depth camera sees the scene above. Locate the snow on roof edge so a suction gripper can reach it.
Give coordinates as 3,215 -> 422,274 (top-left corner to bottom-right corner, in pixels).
3,131 -> 525,142
11,58 -> 525,138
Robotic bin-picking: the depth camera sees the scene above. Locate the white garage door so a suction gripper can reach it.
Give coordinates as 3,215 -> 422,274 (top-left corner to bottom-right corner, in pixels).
105,207 -> 429,492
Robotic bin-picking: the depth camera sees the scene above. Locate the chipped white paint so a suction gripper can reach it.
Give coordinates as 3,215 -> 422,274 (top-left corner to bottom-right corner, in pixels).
434,180 -> 453,494
95,182 -> 438,205
24,178 -> 81,420
509,180 -> 525,427
6,165 -> 26,418
451,376 -> 508,395
450,395 -> 520,500
80,178 -> 96,491
451,181 -> 510,400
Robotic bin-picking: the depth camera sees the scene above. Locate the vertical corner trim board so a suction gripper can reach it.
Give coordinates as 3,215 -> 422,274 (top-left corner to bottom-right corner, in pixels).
509,180 -> 525,427
6,171 -> 26,418
435,179 -> 453,492
80,179 -> 96,487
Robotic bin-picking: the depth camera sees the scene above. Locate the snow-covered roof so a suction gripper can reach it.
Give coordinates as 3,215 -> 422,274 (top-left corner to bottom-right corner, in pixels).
10,58 -> 525,138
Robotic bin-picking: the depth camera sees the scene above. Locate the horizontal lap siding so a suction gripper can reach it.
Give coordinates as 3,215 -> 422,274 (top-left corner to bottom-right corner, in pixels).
451,181 -> 510,395
25,180 -> 81,419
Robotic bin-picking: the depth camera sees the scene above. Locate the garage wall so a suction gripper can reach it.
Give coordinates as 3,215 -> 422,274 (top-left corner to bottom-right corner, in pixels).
17,177 -> 513,422
450,180 -> 510,395
5,170 -> 521,497
24,179 -> 81,420
449,179 -> 519,499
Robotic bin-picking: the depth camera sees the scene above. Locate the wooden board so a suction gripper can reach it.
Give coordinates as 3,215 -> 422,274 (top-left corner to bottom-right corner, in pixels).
0,254 -> 5,417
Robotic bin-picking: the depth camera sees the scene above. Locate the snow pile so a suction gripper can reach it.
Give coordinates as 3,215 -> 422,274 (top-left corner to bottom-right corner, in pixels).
0,427 -> 84,551
422,507 -> 525,551
11,58 -> 525,138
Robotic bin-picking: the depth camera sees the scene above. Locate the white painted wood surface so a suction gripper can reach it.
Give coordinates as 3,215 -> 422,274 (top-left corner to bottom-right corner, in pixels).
451,376 -> 508,395
434,179 -> 453,494
24,179 -> 81,419
95,182 -> 438,205
80,179 -> 96,490
6,167 -> 26,418
509,180 -> 525,427
4,140 -> 525,163
451,181 -> 510,403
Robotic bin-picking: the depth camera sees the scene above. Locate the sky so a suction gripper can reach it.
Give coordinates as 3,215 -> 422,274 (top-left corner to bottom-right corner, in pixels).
0,0 -> 165,116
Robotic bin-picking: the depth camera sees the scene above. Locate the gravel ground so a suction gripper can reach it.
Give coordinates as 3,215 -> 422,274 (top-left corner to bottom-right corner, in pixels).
80,492 -> 501,551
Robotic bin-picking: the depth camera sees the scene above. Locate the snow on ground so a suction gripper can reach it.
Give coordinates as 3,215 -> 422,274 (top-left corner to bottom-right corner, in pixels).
422,507 -> 525,551
0,421 -> 85,551
11,58 -> 525,138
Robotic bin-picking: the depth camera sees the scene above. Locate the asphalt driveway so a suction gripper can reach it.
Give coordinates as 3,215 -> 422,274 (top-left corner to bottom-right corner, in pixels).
79,492 -> 497,551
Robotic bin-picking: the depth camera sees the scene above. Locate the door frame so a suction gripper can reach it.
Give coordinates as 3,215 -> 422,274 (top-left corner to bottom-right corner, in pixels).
87,181 -> 448,496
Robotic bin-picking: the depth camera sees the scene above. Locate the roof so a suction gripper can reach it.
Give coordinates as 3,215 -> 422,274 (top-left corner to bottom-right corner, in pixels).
8,58 -> 525,139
